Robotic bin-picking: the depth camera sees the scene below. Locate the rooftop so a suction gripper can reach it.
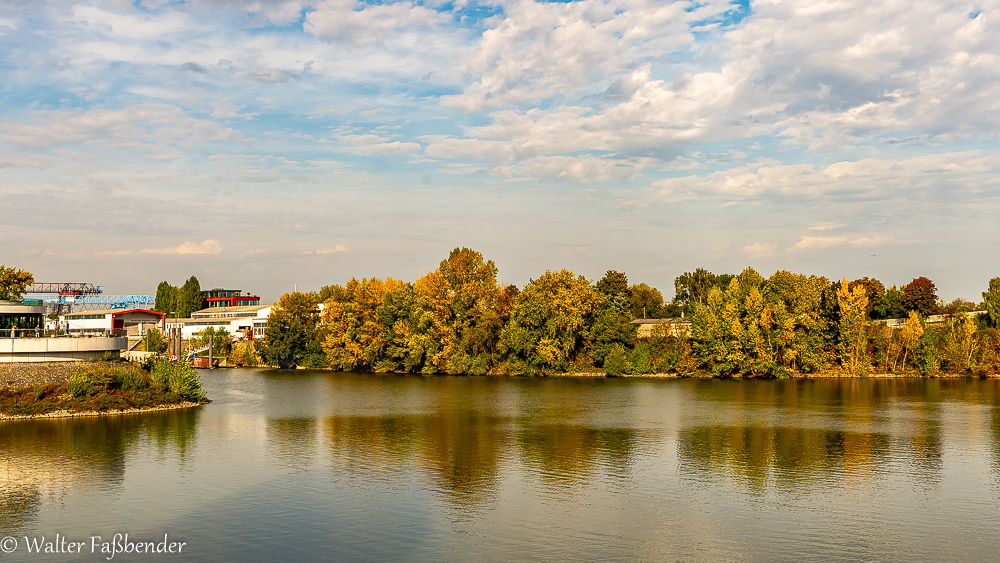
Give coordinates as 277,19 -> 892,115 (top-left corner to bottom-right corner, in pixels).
191,304 -> 271,318
63,308 -> 163,317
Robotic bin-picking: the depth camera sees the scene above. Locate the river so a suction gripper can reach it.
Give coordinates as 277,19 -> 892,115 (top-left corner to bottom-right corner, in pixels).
3,369 -> 1000,561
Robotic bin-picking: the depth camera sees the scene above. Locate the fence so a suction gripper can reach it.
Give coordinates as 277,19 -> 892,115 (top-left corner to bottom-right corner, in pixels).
1,329 -> 128,339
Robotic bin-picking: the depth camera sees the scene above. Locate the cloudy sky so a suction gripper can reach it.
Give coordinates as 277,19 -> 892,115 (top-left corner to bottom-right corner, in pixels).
1,0 -> 998,303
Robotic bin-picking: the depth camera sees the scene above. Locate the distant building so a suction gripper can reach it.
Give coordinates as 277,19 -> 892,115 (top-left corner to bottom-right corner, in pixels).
873,310 -> 987,328
631,318 -> 691,338
167,304 -> 272,340
201,288 -> 261,309
61,308 -> 165,336
0,299 -> 46,337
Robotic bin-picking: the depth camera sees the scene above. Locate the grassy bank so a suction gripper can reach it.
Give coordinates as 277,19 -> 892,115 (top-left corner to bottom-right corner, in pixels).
0,359 -> 209,418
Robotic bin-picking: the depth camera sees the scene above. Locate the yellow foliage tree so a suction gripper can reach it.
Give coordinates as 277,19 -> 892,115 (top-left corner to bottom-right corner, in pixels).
836,278 -> 870,376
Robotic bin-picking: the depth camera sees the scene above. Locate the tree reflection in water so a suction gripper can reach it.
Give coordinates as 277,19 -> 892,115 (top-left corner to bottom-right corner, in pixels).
674,378 -> 986,495
0,407 -> 202,531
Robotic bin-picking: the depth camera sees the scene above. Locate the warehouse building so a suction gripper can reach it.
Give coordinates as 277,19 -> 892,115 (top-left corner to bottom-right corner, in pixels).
61,308 -> 165,336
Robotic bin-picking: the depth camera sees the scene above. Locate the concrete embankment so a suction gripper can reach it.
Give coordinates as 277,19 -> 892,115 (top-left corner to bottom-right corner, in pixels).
0,362 -> 82,389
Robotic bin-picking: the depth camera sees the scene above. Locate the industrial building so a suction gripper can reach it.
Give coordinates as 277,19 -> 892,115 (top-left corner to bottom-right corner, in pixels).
60,308 -> 165,336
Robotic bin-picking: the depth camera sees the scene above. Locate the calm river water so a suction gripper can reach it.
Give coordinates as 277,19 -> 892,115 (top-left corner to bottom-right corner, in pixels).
3,370 -> 1000,561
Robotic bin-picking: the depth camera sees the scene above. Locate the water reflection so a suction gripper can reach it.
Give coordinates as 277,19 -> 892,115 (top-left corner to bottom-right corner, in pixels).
267,418 -> 318,468
9,372 -> 1000,562
0,408 -> 203,532
675,379 -> 982,495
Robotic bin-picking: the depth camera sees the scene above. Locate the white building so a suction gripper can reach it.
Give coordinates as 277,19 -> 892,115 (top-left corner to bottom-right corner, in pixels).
165,304 -> 272,340
60,309 -> 165,336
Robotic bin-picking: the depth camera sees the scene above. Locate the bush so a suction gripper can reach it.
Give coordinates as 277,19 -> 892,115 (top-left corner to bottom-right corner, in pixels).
115,364 -> 148,392
603,344 -> 631,376
630,342 -> 653,375
150,359 -> 206,402
67,371 -> 94,398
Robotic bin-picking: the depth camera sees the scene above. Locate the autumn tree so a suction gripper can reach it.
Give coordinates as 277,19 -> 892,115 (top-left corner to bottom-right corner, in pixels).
850,277 -> 887,319
902,277 -> 938,317
836,279 -> 870,376
762,270 -> 829,373
499,270 -> 604,375
413,248 -> 505,375
690,268 -> 781,377
323,277 -> 401,371
0,265 -> 33,301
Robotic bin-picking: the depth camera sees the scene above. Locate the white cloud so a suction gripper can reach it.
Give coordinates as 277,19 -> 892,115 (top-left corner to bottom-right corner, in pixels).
140,239 -> 223,255
302,244 -> 349,255
0,104 -> 241,150
809,222 -> 845,231
788,235 -> 891,252
743,242 -> 778,258
304,0 -> 448,47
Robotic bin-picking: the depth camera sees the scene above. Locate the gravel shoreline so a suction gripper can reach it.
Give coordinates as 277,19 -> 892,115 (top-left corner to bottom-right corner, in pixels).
0,362 -> 83,389
0,401 -> 204,421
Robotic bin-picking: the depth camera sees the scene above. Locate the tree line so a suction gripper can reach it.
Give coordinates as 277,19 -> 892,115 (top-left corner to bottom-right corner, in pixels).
153,276 -> 203,319
262,248 -> 1000,377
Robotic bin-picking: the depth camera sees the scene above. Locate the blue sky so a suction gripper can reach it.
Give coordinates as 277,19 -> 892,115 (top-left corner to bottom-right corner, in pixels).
1,0 -> 998,303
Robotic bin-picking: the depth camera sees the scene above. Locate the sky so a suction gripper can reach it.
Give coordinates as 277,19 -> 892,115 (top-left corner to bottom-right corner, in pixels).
1,0 -> 998,304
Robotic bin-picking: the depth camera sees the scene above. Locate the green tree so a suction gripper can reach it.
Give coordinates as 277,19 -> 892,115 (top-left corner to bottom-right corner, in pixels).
178,276 -> 203,318
191,326 -> 232,359
153,281 -> 179,315
983,277 -> 1000,328
142,327 -> 167,353
902,277 -> 938,317
266,292 -> 322,369
883,285 -> 905,319
674,268 -> 732,315
629,283 -> 665,319
0,265 -> 34,301
595,270 -> 629,297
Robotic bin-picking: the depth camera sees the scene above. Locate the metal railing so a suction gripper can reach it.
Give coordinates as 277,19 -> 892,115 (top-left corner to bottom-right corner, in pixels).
1,329 -> 127,338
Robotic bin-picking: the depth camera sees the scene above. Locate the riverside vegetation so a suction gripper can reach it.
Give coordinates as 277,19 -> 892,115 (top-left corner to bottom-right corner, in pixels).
0,359 -> 209,417
256,248 -> 1000,378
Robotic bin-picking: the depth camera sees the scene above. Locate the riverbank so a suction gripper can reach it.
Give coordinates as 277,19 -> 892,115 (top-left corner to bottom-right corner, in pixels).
0,361 -> 80,388
0,401 -> 204,420
568,371 -> 999,379
0,359 -> 209,418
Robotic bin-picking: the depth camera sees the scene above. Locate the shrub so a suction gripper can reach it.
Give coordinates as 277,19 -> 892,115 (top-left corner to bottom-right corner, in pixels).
630,342 -> 653,375
150,359 -> 206,402
603,344 -> 631,376
115,364 -> 149,392
67,371 -> 94,398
